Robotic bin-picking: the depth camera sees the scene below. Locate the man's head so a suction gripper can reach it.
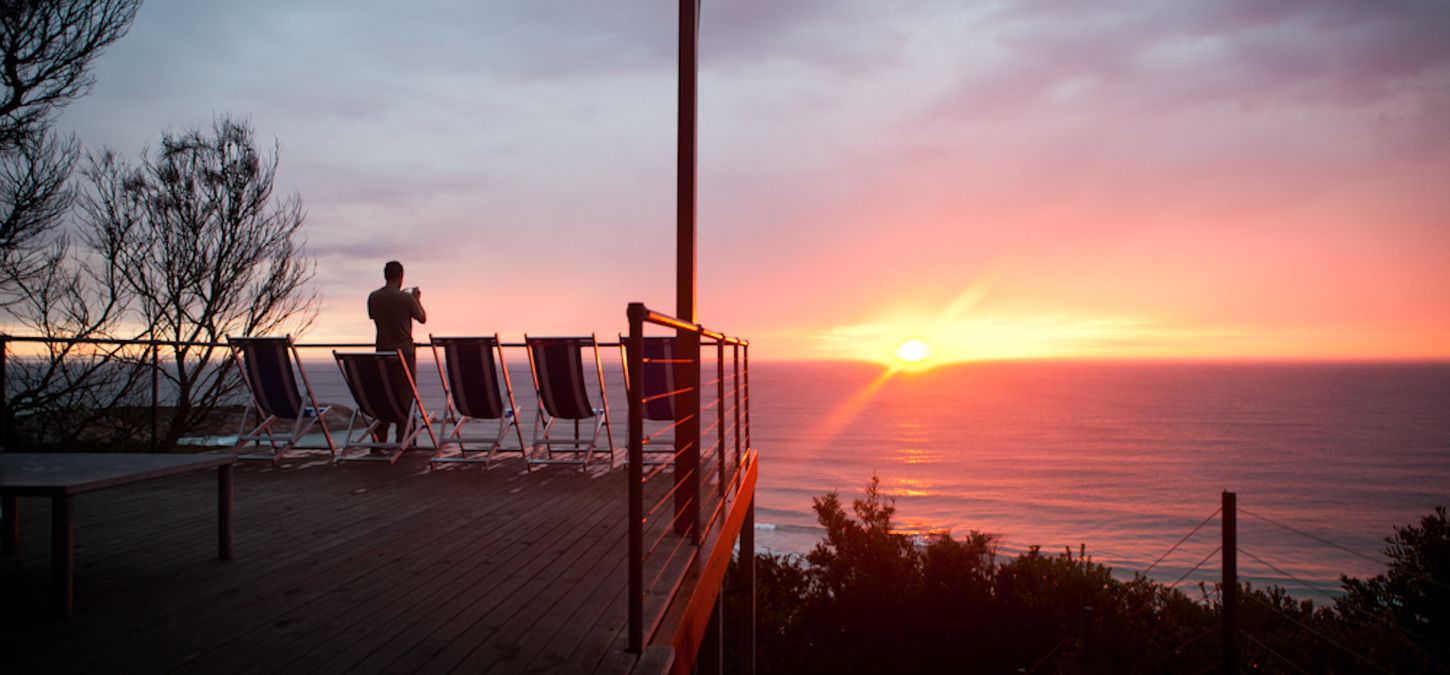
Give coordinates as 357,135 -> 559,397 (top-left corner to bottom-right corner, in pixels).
384,260 -> 404,287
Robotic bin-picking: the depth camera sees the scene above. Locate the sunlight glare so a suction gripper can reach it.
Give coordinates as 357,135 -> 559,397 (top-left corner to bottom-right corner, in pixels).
895,339 -> 933,364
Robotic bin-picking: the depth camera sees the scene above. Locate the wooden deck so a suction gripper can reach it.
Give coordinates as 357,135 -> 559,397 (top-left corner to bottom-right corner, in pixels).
0,451 -> 677,674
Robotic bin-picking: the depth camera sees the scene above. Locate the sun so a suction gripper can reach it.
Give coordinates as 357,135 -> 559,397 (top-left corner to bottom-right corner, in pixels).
894,339 -> 933,365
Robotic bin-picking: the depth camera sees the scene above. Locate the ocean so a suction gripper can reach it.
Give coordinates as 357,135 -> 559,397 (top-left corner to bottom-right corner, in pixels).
296,356 -> 1450,602
747,360 -> 1450,601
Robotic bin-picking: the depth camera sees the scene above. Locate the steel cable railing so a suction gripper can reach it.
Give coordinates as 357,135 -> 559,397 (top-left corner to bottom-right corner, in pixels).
625,302 -> 755,655
5,321 -> 760,662
0,335 -> 386,452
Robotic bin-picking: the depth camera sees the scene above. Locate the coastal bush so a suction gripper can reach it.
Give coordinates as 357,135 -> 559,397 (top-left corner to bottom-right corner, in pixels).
728,480 -> 1450,674
1333,505 -> 1450,672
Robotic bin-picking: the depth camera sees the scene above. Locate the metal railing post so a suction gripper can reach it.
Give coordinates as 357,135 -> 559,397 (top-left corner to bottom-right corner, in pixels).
717,339 -> 725,497
150,343 -> 160,452
732,343 -> 741,468
743,344 -> 751,450
627,303 -> 646,653
674,328 -> 701,542
0,334 -> 9,451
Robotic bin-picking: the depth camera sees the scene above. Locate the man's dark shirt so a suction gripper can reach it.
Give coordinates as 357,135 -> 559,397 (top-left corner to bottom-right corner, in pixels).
367,286 -> 425,357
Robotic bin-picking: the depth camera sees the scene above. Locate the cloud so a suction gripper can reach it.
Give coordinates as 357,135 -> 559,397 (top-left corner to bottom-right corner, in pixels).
45,0 -> 1450,358
933,0 -> 1450,118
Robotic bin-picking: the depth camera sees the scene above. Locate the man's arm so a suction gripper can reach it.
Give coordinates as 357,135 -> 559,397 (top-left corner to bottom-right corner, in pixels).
411,288 -> 427,324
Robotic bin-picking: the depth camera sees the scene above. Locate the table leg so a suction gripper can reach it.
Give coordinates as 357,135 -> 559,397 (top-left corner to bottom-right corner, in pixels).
52,494 -> 73,619
2,494 -> 15,556
218,464 -> 233,561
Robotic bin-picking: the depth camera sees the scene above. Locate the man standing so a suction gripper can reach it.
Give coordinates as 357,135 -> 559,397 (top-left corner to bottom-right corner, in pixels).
367,260 -> 426,442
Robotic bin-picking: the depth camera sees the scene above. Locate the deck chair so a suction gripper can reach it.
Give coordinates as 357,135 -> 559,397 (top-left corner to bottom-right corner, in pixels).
428,335 -> 527,468
619,335 -> 685,466
524,335 -> 615,471
332,350 -> 440,464
228,335 -> 336,462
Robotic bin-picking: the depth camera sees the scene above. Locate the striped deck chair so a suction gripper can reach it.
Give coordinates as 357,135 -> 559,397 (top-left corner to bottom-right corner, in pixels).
428,335 -> 526,468
524,335 -> 615,471
228,335 -> 336,462
619,335 -> 683,465
332,350 -> 440,464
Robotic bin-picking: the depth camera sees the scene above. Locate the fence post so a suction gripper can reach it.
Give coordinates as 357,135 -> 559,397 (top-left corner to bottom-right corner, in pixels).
1223,491 -> 1237,675
627,303 -> 645,653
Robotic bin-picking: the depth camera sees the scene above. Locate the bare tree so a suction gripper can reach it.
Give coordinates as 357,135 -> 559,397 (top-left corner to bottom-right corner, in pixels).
79,115 -> 318,448
0,0 -> 142,145
3,234 -> 151,448
0,0 -> 140,280
0,0 -> 141,448
0,129 -> 77,292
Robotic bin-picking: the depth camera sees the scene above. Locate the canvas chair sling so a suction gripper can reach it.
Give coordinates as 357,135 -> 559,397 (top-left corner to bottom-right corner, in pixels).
524,335 -> 614,470
228,335 -> 336,462
428,335 -> 527,468
333,350 -> 439,465
619,334 -> 686,465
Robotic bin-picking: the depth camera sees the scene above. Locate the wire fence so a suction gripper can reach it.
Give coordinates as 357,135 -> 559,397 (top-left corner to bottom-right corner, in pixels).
1090,491 -> 1443,674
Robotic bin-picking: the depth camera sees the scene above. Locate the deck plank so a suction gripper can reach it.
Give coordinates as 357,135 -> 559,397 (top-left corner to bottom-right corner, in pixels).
296,471 -> 616,675
0,452 -> 708,674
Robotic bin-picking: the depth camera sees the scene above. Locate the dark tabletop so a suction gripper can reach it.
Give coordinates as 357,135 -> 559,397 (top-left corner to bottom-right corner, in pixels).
0,453 -> 235,497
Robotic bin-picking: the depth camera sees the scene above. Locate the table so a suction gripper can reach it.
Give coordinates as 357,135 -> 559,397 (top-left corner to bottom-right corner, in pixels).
0,452 -> 236,618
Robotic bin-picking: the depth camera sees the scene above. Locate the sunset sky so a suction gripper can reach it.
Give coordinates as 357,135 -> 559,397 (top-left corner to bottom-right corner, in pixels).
50,0 -> 1450,362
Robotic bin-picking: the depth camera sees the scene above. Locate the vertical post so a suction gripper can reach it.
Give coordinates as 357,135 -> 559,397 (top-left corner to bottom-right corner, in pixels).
151,343 -> 160,452
699,595 -> 723,675
218,464 -> 233,560
627,303 -> 646,653
732,343 -> 741,466
52,494 -> 73,619
2,494 -> 16,557
0,334 -> 10,451
675,330 -> 700,541
677,0 -> 698,324
737,493 -> 756,675
716,339 -> 725,496
1222,491 -> 1237,675
743,344 -> 751,449
673,0 -> 702,542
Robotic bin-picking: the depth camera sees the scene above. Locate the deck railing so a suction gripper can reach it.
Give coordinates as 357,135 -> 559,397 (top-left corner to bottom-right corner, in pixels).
0,335 -> 377,452
625,302 -> 755,664
1,312 -> 760,669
